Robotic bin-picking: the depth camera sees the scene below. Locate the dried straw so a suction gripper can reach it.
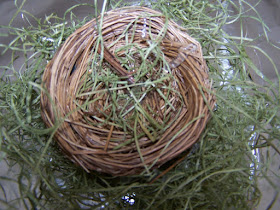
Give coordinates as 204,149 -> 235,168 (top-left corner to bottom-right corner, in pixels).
40,6 -> 215,176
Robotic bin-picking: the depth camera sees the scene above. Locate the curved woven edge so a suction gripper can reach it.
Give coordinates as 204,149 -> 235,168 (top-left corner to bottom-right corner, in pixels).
41,6 -> 216,176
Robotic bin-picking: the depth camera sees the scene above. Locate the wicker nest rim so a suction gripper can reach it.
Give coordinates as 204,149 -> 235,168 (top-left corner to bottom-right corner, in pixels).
41,6 -> 216,176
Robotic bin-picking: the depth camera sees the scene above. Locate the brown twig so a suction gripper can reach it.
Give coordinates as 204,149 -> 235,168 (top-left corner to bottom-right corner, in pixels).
104,124 -> 114,151
97,44 -> 135,84
149,150 -> 191,184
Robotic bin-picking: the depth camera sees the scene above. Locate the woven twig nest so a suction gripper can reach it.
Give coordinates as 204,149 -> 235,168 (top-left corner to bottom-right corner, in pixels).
41,7 -> 215,176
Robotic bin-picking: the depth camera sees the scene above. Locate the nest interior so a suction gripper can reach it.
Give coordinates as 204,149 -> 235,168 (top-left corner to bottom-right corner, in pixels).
41,7 -> 216,176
